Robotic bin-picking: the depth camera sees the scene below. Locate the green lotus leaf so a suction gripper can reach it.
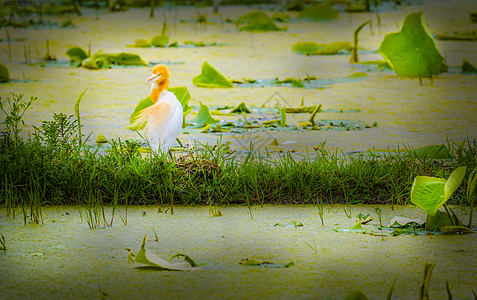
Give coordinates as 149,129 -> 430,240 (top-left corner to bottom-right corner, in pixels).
292,41 -> 324,55
230,102 -> 252,114
0,62 -> 10,82
411,166 -> 467,216
192,61 -> 233,88
462,59 -> 477,73
297,3 -> 339,21
109,53 -> 147,66
378,12 -> 444,77
95,133 -> 107,143
275,77 -> 304,88
150,35 -> 170,47
313,41 -> 352,55
190,101 -> 218,126
129,234 -> 199,271
134,39 -> 152,48
127,96 -> 154,130
66,46 -> 88,65
344,290 -> 370,300
236,11 -> 269,26
81,56 -> 101,69
168,86 -> 193,118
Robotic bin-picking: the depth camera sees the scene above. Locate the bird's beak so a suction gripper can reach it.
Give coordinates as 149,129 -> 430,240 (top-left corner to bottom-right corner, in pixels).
145,73 -> 160,83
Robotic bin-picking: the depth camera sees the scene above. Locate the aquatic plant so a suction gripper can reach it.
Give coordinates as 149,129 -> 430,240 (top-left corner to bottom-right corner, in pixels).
0,233 -> 5,251
192,61 -> 233,88
65,46 -> 147,69
292,41 -> 353,56
125,234 -> 199,270
0,62 -> 10,82
466,166 -> 477,227
410,166 -> 467,231
350,20 -> 370,63
236,11 -> 285,32
378,12 -> 445,77
297,3 -> 339,21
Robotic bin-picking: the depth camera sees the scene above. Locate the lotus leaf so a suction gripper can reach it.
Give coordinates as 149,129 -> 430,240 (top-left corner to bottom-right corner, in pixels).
0,62 -> 9,82
412,144 -> 450,159
134,39 -> 151,48
65,46 -> 88,65
190,102 -> 219,126
344,290 -> 370,300
275,77 -> 304,88
127,96 -> 154,130
109,53 -> 147,66
292,41 -> 323,55
192,61 -> 233,88
95,133 -> 107,143
462,59 -> 477,73
410,166 -> 466,216
378,12 -> 444,77
81,56 -> 101,69
230,102 -> 252,114
236,11 -> 270,26
239,258 -> 294,268
168,86 -> 193,119
150,35 -> 170,47
313,41 -> 352,55
297,3 -> 339,21
127,234 -> 200,271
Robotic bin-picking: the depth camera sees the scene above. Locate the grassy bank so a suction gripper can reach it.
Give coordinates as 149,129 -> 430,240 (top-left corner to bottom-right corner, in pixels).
1,93 -> 476,222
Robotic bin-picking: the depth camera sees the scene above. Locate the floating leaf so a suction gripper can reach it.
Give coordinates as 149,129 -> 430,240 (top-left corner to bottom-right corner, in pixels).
284,105 -> 317,113
462,59 -> 477,73
270,138 -> 279,146
239,258 -> 294,268
108,53 -> 147,66
65,46 -> 88,65
134,39 -> 152,48
168,86 -> 193,118
410,166 -> 467,216
192,61 -> 233,88
378,12 -> 444,77
230,102 -> 252,114
280,108 -> 287,127
297,3 -> 339,21
274,221 -> 303,228
313,41 -> 352,55
127,96 -> 154,130
127,234 -> 199,271
95,133 -> 107,143
190,101 -> 218,126
345,290 -> 370,300
275,77 -> 304,88
236,11 -> 285,32
292,41 -> 323,55
0,62 -> 10,82
150,35 -> 170,47
388,216 -> 425,227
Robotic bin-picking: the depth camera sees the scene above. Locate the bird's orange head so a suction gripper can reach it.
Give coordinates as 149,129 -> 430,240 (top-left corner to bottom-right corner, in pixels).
146,64 -> 171,103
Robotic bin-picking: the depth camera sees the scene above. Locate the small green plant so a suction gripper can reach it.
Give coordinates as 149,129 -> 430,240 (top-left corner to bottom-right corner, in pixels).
33,113 -> 79,157
0,93 -> 37,147
411,166 -> 467,231
304,234 -> 318,254
374,207 -> 383,228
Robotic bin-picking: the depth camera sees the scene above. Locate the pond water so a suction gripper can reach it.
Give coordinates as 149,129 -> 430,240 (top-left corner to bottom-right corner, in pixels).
1,205 -> 476,299
0,0 -> 476,155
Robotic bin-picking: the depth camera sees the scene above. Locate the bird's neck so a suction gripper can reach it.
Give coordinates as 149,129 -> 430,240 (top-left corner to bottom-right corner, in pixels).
150,77 -> 170,103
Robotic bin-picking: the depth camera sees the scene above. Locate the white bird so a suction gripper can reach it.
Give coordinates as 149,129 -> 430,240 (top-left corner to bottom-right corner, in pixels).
139,64 -> 183,155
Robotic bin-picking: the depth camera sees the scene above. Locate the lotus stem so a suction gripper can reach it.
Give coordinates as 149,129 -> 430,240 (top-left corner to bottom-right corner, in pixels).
350,20 -> 370,63
308,104 -> 323,127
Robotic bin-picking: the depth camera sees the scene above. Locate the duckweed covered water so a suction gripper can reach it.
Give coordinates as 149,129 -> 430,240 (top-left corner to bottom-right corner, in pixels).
1,205 -> 476,299
0,1 -> 476,154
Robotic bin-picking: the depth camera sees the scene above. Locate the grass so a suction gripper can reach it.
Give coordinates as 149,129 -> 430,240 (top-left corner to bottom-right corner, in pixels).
1,93 -> 477,224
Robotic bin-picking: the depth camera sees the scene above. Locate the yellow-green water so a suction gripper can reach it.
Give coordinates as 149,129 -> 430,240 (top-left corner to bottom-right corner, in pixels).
1,205 -> 476,299
1,1 -> 476,154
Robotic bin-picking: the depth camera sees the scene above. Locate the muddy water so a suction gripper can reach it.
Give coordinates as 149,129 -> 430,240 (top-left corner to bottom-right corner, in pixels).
0,205 -> 476,299
1,1 -> 477,155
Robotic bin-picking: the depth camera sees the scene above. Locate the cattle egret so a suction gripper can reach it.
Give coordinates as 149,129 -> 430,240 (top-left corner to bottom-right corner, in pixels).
139,64 -> 183,155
